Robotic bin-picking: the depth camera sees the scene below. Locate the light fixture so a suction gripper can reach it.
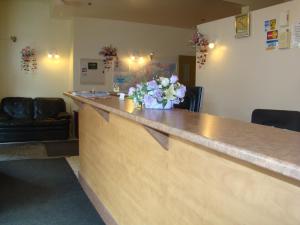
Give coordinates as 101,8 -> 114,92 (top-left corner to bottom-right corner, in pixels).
149,52 -> 155,61
10,35 -> 17,43
138,57 -> 145,64
208,42 -> 215,49
130,55 -> 136,61
48,50 -> 60,60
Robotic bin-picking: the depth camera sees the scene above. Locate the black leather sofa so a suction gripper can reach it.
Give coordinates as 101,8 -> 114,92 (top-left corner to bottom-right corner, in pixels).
0,97 -> 70,143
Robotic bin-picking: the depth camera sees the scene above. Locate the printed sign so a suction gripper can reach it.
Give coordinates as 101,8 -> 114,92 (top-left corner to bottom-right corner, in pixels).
292,22 -> 300,48
265,19 -> 278,50
267,30 -> 278,40
265,19 -> 277,32
266,40 -> 279,50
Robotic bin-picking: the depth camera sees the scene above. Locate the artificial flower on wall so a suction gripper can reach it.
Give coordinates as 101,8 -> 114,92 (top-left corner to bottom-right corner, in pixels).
21,46 -> 37,72
190,31 -> 209,69
99,45 -> 118,73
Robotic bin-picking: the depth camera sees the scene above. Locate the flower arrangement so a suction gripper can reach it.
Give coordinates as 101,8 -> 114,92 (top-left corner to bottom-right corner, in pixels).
128,75 -> 186,109
21,46 -> 37,72
190,31 -> 209,69
99,45 -> 118,73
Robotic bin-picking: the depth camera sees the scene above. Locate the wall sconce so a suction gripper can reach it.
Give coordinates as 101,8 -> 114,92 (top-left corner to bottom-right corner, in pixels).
138,56 -> 145,64
48,51 -> 60,59
10,35 -> 17,43
129,53 -> 154,64
129,55 -> 146,64
149,52 -> 155,61
208,42 -> 215,49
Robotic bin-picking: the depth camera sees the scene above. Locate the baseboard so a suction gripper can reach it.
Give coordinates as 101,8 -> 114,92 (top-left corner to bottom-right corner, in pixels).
45,139 -> 79,157
79,172 -> 119,225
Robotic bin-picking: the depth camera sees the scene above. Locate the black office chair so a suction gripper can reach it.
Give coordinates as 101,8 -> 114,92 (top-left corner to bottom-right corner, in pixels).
174,86 -> 203,112
251,109 -> 300,132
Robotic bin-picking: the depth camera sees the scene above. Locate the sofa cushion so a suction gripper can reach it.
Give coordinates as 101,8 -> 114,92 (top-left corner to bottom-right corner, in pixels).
1,97 -> 33,119
0,112 -> 10,122
0,119 -> 34,128
33,118 -> 69,127
34,98 -> 66,120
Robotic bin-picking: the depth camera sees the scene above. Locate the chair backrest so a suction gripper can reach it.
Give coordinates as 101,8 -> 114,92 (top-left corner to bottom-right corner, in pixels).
251,109 -> 300,132
1,97 -> 34,119
174,86 -> 203,112
34,98 -> 66,119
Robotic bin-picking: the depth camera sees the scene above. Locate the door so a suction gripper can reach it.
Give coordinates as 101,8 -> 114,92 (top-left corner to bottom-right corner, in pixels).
178,55 -> 196,87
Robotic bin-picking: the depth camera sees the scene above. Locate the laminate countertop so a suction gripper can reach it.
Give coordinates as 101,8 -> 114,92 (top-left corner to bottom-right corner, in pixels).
65,92 -> 300,182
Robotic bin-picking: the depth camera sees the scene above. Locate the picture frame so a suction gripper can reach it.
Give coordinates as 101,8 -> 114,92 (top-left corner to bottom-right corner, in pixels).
235,13 -> 250,38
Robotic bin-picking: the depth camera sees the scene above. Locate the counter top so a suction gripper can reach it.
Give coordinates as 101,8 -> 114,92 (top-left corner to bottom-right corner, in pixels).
65,92 -> 300,181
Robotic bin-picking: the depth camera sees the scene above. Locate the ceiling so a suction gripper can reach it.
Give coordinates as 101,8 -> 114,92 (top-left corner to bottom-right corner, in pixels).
50,0 -> 291,28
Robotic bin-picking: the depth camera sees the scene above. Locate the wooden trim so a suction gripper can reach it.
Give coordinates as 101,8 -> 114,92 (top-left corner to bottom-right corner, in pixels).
144,126 -> 169,150
74,100 -> 84,109
94,107 -> 110,122
79,173 -> 119,225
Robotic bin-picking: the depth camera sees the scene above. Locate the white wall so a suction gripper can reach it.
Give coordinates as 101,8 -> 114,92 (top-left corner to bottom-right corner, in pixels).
197,1 -> 300,122
73,18 -> 194,91
0,0 -> 72,104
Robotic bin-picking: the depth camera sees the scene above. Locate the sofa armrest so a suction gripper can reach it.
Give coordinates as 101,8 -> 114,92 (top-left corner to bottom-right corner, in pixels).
0,111 -> 10,121
57,112 -> 71,120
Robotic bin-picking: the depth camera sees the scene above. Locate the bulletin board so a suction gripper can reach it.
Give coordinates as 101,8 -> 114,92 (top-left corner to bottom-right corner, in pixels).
80,58 -> 105,85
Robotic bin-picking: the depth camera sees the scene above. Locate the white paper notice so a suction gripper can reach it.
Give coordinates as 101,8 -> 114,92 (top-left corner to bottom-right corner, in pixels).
292,22 -> 300,48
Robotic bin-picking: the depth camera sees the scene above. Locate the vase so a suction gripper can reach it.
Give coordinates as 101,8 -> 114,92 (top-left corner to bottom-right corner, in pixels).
144,100 -> 173,110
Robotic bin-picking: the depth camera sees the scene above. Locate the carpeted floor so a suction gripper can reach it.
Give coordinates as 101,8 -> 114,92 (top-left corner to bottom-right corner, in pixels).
0,158 -> 105,225
0,143 -> 48,161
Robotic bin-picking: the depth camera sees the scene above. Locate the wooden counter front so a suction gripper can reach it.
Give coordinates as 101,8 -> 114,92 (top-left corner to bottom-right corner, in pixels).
74,100 -> 300,225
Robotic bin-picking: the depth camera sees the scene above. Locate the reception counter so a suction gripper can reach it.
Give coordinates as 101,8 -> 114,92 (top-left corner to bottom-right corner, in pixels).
65,92 -> 300,225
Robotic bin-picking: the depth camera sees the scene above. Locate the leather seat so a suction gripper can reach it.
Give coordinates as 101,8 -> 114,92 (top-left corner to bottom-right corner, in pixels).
0,119 -> 34,128
33,119 -> 69,127
251,109 -> 300,132
0,97 -> 71,143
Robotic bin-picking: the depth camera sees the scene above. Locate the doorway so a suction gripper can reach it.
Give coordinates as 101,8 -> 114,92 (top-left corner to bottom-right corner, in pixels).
178,55 -> 196,87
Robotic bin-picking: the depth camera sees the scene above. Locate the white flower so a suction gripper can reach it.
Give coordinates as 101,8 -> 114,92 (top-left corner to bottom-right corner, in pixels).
160,77 -> 170,87
165,85 -> 176,100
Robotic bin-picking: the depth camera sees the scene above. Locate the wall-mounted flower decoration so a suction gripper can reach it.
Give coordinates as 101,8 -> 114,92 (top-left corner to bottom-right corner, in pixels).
190,31 -> 211,69
99,45 -> 118,73
21,46 -> 37,72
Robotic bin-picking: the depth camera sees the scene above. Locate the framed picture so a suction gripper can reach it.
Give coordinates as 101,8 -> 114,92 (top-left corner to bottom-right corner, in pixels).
235,13 -> 250,38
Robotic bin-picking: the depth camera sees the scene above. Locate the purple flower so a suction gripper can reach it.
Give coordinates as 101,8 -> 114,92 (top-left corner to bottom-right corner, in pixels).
147,80 -> 158,90
143,94 -> 156,106
176,85 -> 186,98
128,87 -> 135,96
153,89 -> 163,102
170,75 -> 178,84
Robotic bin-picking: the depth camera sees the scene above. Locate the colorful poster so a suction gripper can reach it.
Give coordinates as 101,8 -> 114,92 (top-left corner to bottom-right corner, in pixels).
267,30 -> 278,40
266,40 -> 278,50
265,19 -> 277,32
265,19 -> 278,50
113,61 -> 176,92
